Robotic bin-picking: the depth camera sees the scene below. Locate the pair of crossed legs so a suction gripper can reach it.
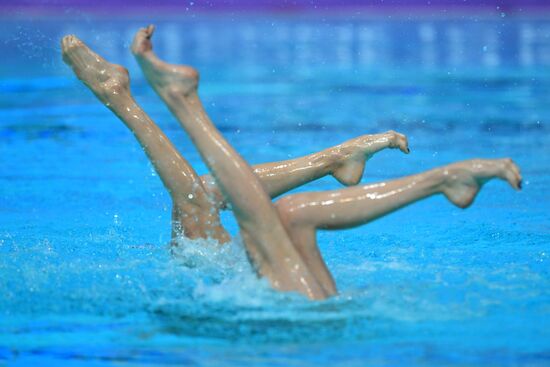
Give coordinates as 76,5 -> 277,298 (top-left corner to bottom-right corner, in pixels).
61,25 -> 522,300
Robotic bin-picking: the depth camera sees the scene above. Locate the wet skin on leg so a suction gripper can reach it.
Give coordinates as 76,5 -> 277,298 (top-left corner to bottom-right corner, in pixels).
64,29 -> 522,300
131,26 -> 411,206
132,26 -> 522,298
201,130 -> 410,208
275,158 -> 522,295
61,34 -> 411,243
132,25 -> 328,299
61,35 -> 230,243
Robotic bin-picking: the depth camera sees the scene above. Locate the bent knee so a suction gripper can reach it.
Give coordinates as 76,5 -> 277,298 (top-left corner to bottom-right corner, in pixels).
275,195 -> 311,227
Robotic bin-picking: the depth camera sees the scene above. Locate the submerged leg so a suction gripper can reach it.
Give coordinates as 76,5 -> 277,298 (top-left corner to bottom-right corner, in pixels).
276,158 -> 522,294
132,25 -> 327,299
200,131 -> 410,207
61,35 -> 229,243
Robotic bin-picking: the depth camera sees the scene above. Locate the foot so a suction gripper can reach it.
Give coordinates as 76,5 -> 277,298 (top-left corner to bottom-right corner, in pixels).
441,158 -> 522,208
332,130 -> 409,185
131,25 -> 199,97
61,35 -> 130,104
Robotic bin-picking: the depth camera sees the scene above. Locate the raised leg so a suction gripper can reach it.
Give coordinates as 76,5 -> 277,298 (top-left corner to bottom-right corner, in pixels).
276,158 -> 522,294
132,25 -> 327,299
61,35 -> 229,243
200,130 -> 410,207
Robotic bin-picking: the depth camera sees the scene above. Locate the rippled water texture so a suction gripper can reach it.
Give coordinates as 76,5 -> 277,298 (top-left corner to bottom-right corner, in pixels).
0,14 -> 549,366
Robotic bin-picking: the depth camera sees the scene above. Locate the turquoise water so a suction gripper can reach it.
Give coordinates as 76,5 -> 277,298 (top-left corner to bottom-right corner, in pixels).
1,15 -> 549,366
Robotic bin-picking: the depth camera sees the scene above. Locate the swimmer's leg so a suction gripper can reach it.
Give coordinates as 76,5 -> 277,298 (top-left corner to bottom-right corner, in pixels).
132,25 -> 327,299
275,158 -> 522,294
200,131 -> 410,206
61,35 -> 229,243
130,26 -> 411,201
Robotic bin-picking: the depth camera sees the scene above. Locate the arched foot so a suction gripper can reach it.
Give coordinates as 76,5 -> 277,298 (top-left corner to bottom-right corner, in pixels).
332,130 -> 409,185
132,25 -> 199,97
61,35 -> 130,104
442,158 -> 522,208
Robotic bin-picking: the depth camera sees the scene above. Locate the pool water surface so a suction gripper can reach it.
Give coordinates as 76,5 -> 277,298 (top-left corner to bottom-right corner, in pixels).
0,14 -> 549,366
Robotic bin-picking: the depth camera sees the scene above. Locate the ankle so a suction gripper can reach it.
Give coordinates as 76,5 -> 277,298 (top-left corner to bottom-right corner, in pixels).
420,168 -> 449,194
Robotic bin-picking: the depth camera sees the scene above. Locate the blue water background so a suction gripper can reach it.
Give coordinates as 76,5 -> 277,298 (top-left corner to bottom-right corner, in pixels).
0,13 -> 549,366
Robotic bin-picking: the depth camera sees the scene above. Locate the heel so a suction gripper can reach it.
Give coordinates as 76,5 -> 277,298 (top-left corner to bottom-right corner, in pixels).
332,158 -> 366,186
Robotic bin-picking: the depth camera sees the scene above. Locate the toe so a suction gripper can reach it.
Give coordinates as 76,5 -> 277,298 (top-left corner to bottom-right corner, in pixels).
399,134 -> 410,154
387,131 -> 410,154
390,131 -> 410,154
507,160 -> 522,179
132,26 -> 155,55
145,24 -> 155,38
500,158 -> 522,190
61,35 -> 74,52
63,35 -> 82,50
503,166 -> 522,190
61,35 -> 82,63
